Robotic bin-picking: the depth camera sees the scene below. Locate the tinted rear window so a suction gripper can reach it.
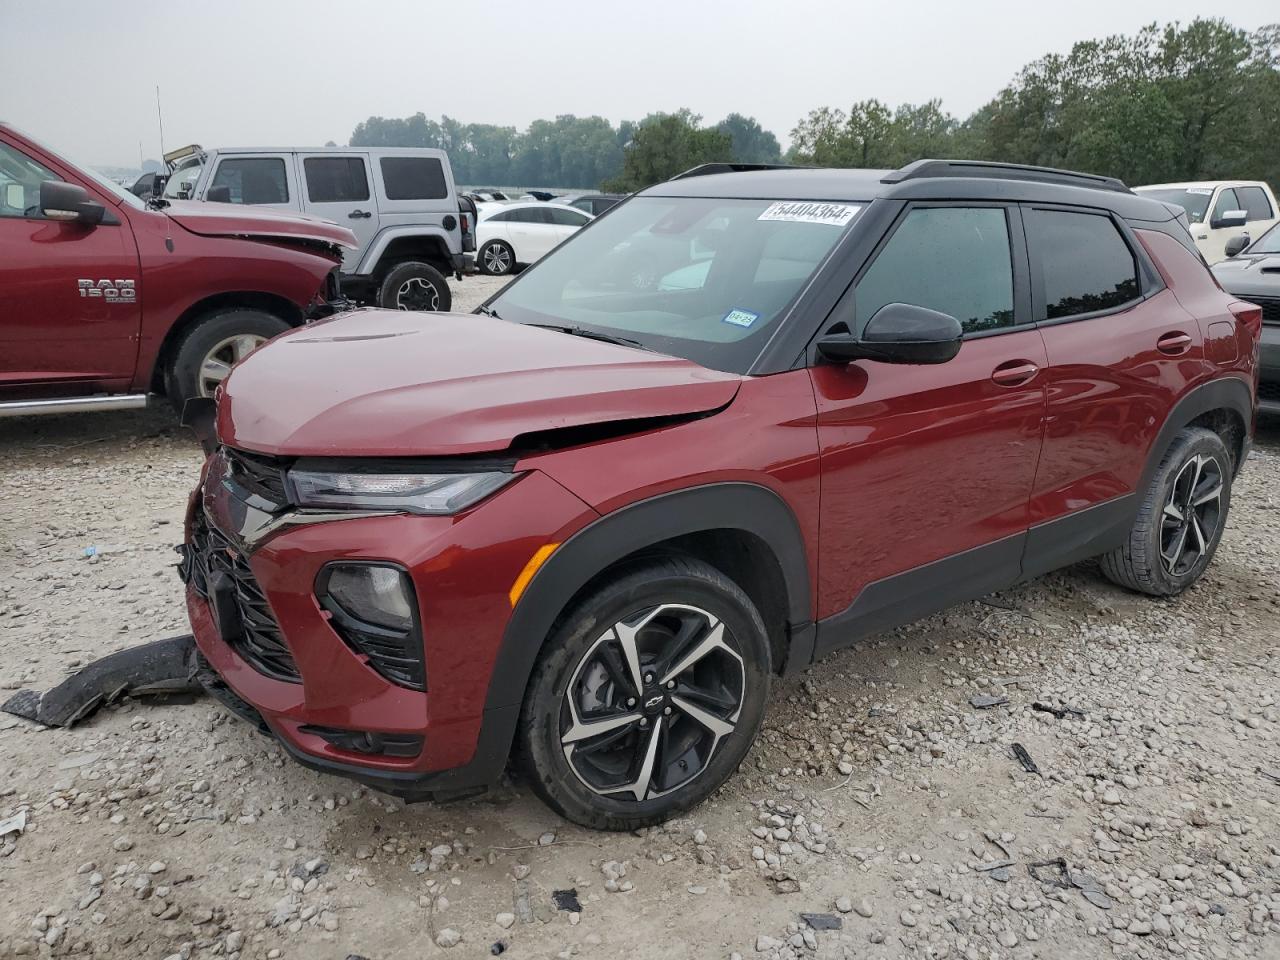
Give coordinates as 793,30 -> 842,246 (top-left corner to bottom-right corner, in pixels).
304,157 -> 369,203
1237,186 -> 1273,222
379,156 -> 448,200
1027,209 -> 1139,319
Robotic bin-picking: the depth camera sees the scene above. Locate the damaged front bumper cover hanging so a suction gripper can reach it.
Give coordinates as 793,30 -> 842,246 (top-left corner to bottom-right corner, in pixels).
1,635 -> 204,728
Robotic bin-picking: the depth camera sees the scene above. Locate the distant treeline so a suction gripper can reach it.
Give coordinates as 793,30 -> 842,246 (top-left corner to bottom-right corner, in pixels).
347,18 -> 1279,192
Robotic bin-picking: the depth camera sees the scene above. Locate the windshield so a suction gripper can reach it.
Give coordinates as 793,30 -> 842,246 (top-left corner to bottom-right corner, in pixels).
1136,187 -> 1213,224
3,125 -> 146,210
486,196 -> 861,373
164,157 -> 205,199
1247,221 -> 1280,254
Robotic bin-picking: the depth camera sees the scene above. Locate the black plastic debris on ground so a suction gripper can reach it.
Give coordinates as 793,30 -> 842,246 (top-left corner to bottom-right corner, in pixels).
1,635 -> 201,728
491,942 -> 507,955
552,888 -> 582,912
1011,742 -> 1041,776
801,913 -> 843,930
1071,869 -> 1113,910
970,694 -> 1008,709
1032,701 -> 1086,720
1028,858 -> 1071,889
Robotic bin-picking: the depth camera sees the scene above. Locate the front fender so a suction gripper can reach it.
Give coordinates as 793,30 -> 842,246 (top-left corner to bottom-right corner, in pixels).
483,482 -> 813,714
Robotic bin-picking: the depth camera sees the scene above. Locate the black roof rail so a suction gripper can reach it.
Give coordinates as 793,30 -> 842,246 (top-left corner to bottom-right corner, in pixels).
882,159 -> 1130,194
669,162 -> 809,180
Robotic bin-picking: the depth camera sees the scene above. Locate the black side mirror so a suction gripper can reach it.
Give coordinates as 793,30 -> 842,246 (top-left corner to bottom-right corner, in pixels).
817,302 -> 964,365
206,184 -> 232,203
1211,209 -> 1248,230
40,180 -> 106,226
1224,234 -> 1251,258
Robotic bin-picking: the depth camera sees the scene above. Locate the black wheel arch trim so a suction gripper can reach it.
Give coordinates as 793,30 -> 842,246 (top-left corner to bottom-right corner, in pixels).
1139,376 -> 1253,487
484,482 -> 814,715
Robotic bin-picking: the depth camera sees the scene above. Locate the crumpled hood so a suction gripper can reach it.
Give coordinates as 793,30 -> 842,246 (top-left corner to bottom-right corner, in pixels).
1211,255 -> 1280,298
163,199 -> 356,249
217,310 -> 742,457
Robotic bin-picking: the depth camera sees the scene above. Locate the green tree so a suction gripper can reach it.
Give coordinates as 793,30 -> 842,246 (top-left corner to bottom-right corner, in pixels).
714,113 -> 782,164
603,111 -> 732,192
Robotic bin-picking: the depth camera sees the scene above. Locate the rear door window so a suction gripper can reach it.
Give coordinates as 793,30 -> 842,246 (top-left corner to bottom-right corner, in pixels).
379,156 -> 448,200
547,206 -> 590,227
1237,186 -> 1273,222
1025,209 -> 1139,320
856,206 -> 1015,335
209,157 -> 289,204
304,157 -> 370,203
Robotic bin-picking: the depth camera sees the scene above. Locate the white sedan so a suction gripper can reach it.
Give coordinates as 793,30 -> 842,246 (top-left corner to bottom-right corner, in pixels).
476,201 -> 592,275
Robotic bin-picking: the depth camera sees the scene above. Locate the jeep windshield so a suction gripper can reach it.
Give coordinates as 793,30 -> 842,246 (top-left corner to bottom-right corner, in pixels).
163,157 -> 204,199
485,196 -> 861,374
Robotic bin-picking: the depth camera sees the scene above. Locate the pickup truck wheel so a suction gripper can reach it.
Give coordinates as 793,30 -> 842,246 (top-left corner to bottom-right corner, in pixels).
166,309 -> 291,414
378,262 -> 452,312
479,240 -> 515,276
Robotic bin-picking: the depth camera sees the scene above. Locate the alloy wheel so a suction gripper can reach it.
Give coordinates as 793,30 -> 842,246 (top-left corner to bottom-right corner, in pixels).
395,277 -> 440,311
483,244 -> 512,274
1160,453 -> 1224,576
560,603 -> 745,802
199,334 -> 267,397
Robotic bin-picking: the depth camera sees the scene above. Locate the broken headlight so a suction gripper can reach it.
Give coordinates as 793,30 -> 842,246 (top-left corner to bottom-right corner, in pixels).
288,470 -> 516,515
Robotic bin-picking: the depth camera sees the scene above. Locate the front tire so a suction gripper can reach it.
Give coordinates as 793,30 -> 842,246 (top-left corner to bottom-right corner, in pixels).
1100,427 -> 1232,596
479,240 -> 516,276
517,557 -> 772,831
377,261 -> 452,312
166,309 -> 290,413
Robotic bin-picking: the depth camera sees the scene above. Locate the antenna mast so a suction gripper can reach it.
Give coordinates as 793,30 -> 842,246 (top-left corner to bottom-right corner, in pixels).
156,86 -> 166,158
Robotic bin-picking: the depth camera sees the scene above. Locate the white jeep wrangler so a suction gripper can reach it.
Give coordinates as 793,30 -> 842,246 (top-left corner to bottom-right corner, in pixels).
162,145 -> 477,311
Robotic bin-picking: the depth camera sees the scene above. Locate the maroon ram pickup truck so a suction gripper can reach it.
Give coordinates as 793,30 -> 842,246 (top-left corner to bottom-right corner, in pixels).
0,123 -> 356,417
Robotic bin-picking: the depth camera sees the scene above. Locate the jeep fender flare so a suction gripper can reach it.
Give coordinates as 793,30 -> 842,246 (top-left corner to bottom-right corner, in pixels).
483,482 -> 814,714
356,226 -> 454,276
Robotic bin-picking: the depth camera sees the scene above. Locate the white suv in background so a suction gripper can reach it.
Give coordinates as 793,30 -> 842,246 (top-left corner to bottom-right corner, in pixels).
1134,180 -> 1278,263
162,146 -> 476,311
475,201 -> 592,275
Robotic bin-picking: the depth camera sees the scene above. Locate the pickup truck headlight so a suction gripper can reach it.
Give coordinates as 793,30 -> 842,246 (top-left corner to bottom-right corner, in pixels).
288,470 -> 516,515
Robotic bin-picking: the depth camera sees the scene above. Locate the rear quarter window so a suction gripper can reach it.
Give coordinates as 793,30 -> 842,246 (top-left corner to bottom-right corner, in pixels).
379,156 -> 448,200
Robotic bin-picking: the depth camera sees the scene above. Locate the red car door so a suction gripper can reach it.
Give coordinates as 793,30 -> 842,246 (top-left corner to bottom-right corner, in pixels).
1020,205 -> 1206,577
808,204 -> 1047,656
0,134 -> 141,394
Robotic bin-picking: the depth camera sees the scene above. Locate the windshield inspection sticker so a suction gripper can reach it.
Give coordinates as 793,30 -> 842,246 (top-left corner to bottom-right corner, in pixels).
758,201 -> 861,226
722,308 -> 760,328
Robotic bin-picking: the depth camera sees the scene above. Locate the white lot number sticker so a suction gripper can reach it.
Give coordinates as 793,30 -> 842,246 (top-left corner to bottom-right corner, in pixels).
758,201 -> 861,226
1187,187 -> 1213,195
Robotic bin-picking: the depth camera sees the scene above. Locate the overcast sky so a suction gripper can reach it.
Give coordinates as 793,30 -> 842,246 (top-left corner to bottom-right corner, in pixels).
2,0 -> 1275,168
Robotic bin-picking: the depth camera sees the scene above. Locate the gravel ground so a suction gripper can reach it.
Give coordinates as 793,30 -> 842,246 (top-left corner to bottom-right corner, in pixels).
1,280 -> 1277,959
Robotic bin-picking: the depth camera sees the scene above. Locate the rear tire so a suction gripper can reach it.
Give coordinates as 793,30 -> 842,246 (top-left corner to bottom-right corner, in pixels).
165,309 -> 290,414
479,240 -> 516,276
377,261 -> 452,312
517,557 -> 771,831
1100,427 -> 1231,596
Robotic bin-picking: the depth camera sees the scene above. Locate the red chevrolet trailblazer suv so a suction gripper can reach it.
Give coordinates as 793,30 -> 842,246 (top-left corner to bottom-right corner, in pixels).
0,124 -> 354,417
183,160 -> 1261,830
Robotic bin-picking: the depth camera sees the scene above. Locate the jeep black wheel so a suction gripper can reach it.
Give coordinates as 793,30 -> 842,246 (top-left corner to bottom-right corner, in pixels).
479,240 -> 515,276
377,261 -> 452,312
1100,427 -> 1232,596
518,557 -> 771,831
166,309 -> 290,414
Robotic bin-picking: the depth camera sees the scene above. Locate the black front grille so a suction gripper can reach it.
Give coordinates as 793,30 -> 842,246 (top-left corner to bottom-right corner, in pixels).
190,516 -> 301,683
1249,295 -> 1280,326
224,447 -> 291,506
1260,380 -> 1280,403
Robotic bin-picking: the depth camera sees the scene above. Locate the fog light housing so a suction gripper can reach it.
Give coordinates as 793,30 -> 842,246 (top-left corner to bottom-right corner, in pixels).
317,563 -> 425,690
